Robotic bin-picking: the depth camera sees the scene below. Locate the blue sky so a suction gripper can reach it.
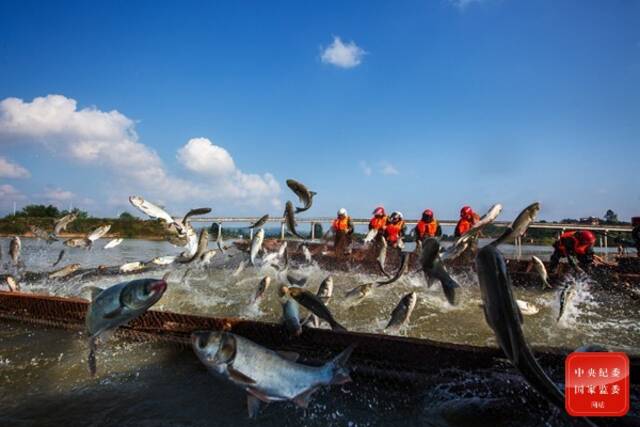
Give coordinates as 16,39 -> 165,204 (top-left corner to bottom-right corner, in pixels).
0,0 -> 638,221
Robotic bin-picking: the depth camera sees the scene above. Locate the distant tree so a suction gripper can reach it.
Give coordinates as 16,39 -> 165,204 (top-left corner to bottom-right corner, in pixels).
61,208 -> 90,219
119,212 -> 136,221
604,209 -> 619,224
18,204 -> 60,218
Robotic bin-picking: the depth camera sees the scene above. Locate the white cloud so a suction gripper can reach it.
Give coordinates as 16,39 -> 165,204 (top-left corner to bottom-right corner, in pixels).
359,160 -> 372,176
177,137 -> 236,176
0,156 -> 30,178
0,183 -> 25,200
0,95 -> 282,212
448,0 -> 484,10
321,36 -> 366,69
380,162 -> 399,176
42,187 -> 75,202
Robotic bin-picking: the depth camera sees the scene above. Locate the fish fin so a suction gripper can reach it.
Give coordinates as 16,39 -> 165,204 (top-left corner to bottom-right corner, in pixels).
441,276 -> 459,306
228,366 -> 257,385
247,394 -> 262,418
310,191 -> 317,196
328,344 -> 356,385
293,387 -> 318,408
247,386 -> 272,403
86,286 -> 103,301
276,350 -> 300,362
88,337 -> 97,376
102,306 -> 123,319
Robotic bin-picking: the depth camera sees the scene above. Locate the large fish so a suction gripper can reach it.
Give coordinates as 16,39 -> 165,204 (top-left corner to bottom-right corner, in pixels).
377,251 -> 410,287
441,233 -> 473,263
491,202 -> 540,246
119,261 -> 145,273
344,283 -> 373,306
384,292 -> 417,334
421,238 -> 459,305
48,263 -> 80,279
279,286 -> 302,336
277,241 -> 288,258
87,224 -> 112,243
233,260 -> 248,277
179,228 -> 209,264
302,276 -> 334,328
475,244 -> 565,411
199,250 -> 217,265
284,286 -> 346,332
250,229 -> 264,266
85,278 -> 167,375
129,196 -> 176,225
10,236 -> 21,265
151,255 -> 176,266
53,212 -> 78,236
557,283 -> 577,322
376,236 -> 390,277
531,256 -> 551,289
191,331 -> 353,418
64,237 -> 91,248
301,244 -> 312,263
248,214 -> 269,229
5,275 -> 18,292
286,179 -> 317,213
104,238 -> 123,249
516,299 -> 539,315
182,207 -> 212,226
470,203 -> 503,231
284,201 -> 306,240
363,228 -> 378,244
252,276 -> 271,303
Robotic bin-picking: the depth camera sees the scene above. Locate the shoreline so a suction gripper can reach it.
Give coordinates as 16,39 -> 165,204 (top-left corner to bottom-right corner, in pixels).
0,232 -> 166,241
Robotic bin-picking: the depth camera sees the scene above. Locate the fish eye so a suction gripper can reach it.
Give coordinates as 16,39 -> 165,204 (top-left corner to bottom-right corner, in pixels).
198,337 -> 208,350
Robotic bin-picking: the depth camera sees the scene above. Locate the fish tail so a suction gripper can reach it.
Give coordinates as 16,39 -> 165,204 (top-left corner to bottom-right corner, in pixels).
514,345 -> 565,410
328,343 -> 356,385
330,321 -> 348,332
88,338 -> 97,377
442,276 -> 460,305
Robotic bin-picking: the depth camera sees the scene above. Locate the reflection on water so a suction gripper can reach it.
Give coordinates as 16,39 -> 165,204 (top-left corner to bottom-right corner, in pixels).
1,237 -> 639,426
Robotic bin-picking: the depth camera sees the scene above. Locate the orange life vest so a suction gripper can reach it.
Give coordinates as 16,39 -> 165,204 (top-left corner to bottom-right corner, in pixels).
416,219 -> 438,239
333,216 -> 351,233
455,218 -> 473,237
369,215 -> 387,231
385,220 -> 405,243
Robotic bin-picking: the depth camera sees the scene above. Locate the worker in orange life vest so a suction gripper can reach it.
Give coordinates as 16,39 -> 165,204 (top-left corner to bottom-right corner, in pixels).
415,209 -> 441,241
549,230 -> 604,271
332,208 -> 354,256
454,206 -> 479,237
384,211 -> 406,248
369,206 -> 388,235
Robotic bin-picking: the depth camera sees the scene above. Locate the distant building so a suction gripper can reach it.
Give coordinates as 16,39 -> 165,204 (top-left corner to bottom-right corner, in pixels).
579,216 -> 600,225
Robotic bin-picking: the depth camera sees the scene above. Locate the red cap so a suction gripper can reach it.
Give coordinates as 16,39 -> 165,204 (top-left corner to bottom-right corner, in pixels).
460,206 -> 473,218
423,209 -> 433,217
372,206 -> 385,216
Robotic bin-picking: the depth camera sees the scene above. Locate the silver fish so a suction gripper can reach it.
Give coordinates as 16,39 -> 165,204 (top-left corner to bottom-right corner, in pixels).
250,229 -> 264,266
531,255 -> 551,289
491,202 -> 540,246
151,255 -> 177,265
199,250 -> 217,265
54,213 -> 78,236
180,228 -> 208,263
104,238 -> 123,249
284,286 -> 346,332
277,241 -> 288,257
421,238 -> 459,305
64,237 -> 91,248
10,236 -> 21,265
87,224 -> 111,242
48,263 -> 80,279
363,228 -> 378,244
191,331 -> 353,418
284,201 -> 306,239
558,283 -> 577,322
233,260 -> 248,277
376,236 -> 390,277
475,244 -> 565,411
129,196 -> 180,229
119,261 -> 144,273
248,214 -> 269,229
377,251 -> 410,287
301,244 -> 312,263
6,275 -> 18,292
85,278 -> 166,375
252,276 -> 271,303
385,292 -> 417,333
182,207 -> 212,226
304,276 -> 334,328
344,283 -> 373,306
286,179 -> 317,214
279,286 -> 302,336
30,224 -> 57,242
52,249 -> 65,267
516,299 -> 539,315
470,203 -> 503,231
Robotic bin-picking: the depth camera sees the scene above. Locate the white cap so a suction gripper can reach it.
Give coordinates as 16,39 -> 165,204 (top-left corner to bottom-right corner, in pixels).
338,208 -> 347,216
397,211 -> 404,219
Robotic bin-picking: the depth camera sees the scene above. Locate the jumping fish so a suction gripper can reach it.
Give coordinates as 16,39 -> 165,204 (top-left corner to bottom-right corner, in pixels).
377,251 -> 410,287
284,201 -> 306,240
104,238 -> 123,249
491,202 -> 540,246
85,278 -> 167,375
301,244 -> 312,263
151,256 -> 176,265
376,236 -> 390,277
129,196 -> 184,233
248,214 -> 269,229
182,207 -> 212,226
344,283 -> 373,306
278,242 -> 288,258
200,250 -> 217,265
250,229 -> 264,266
279,286 -> 302,336
531,256 -> 552,289
180,228 -> 208,263
384,292 -> 417,334
233,260 -> 248,277
119,261 -> 145,273
558,283 -> 577,322
363,228 -> 378,244
303,276 -> 334,328
475,244 -> 566,412
421,238 -> 459,305
191,331 -> 353,418
516,299 -> 539,316
5,275 -> 18,292
54,212 -> 78,236
30,225 -> 57,242
64,237 -> 91,248
48,263 -> 80,279
286,179 -> 317,214
87,224 -> 111,243
470,203 -> 503,232
252,276 -> 271,303
10,236 -> 21,265
284,286 -> 346,332
52,249 -> 65,267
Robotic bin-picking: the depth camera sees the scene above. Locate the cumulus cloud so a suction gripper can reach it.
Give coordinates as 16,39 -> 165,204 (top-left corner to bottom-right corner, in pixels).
380,162 -> 399,176
0,156 -> 30,178
42,187 -> 75,202
0,183 -> 25,200
321,36 -> 366,69
0,95 -> 281,211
